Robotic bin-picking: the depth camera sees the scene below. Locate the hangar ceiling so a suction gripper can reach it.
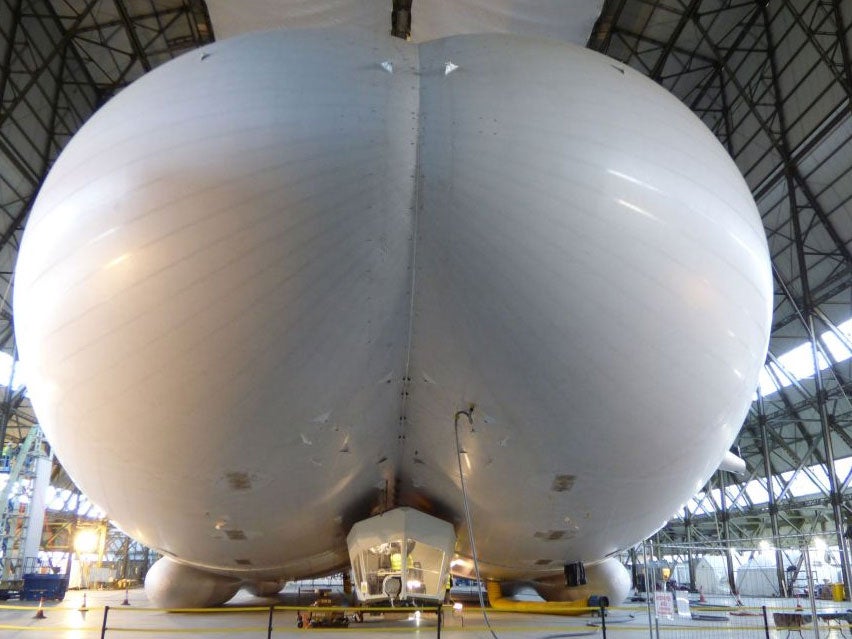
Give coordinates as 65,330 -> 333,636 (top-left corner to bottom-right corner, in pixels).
0,0 -> 213,463
0,0 -> 850,564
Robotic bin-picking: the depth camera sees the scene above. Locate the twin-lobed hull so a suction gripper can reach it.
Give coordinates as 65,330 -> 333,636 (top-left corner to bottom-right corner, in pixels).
13,29 -> 772,597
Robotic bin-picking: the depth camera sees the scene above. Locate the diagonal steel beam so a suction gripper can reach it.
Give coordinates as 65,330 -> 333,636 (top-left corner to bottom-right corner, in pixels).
115,0 -> 153,73
0,0 -> 23,106
781,0 -> 850,98
650,0 -> 702,82
685,6 -> 852,271
0,0 -> 100,129
833,0 -> 852,95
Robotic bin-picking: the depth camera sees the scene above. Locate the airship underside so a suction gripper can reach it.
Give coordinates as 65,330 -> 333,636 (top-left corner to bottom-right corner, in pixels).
13,28 -> 772,608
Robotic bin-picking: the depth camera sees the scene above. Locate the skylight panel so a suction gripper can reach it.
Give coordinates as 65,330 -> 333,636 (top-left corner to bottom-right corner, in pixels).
821,318 -> 852,361
777,342 -> 830,381
757,366 -> 780,395
745,480 -> 769,505
785,471 -> 822,498
836,458 -> 852,484
810,465 -> 831,490
0,351 -> 26,391
756,316 -> 851,399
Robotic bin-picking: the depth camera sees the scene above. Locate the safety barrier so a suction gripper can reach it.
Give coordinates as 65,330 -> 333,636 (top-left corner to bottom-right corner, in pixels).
0,599 -> 609,637
0,601 -> 452,637
3,598 -> 846,638
104,604 -> 449,638
606,600 -> 852,639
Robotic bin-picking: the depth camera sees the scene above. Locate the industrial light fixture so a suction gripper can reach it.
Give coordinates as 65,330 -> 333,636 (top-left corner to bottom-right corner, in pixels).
74,529 -> 99,555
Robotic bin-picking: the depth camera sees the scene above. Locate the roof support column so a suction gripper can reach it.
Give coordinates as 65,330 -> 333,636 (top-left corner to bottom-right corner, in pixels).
758,390 -> 789,596
762,2 -> 852,598
684,507 -> 696,591
0,345 -> 17,460
717,472 -> 737,595
807,308 -> 851,599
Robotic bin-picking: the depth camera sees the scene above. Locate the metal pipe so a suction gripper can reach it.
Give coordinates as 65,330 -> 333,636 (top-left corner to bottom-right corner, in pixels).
763,605 -> 771,639
100,605 -> 109,639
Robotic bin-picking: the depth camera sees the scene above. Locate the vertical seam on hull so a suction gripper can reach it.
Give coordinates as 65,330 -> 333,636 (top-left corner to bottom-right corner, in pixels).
395,43 -> 423,500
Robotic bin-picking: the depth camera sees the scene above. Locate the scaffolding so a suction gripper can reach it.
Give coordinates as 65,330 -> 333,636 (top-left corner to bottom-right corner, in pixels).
0,423 -> 52,596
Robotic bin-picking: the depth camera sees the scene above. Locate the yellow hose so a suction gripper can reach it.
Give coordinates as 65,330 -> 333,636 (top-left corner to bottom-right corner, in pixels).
485,581 -> 592,615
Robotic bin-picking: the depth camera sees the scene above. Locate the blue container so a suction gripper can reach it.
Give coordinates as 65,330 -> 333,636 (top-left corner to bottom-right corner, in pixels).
22,573 -> 68,601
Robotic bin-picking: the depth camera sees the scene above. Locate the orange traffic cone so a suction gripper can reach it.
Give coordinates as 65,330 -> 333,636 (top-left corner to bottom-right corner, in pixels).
79,592 -> 89,612
121,587 -> 130,606
33,597 -> 46,619
699,586 -> 707,604
796,596 -> 803,611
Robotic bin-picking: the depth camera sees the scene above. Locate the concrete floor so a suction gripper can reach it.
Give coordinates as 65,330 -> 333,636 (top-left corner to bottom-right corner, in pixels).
1,588 -> 850,639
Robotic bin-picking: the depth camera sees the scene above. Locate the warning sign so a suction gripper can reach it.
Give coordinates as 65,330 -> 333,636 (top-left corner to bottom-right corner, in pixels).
654,592 -> 674,619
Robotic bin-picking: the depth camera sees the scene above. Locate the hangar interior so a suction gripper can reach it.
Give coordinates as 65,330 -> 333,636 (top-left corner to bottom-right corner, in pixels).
0,0 -> 849,602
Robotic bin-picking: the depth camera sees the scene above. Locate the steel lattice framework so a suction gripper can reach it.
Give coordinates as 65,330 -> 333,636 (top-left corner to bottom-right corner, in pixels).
0,0 -> 213,453
0,0 -> 851,596
590,0 -> 852,593
0,0 -> 212,579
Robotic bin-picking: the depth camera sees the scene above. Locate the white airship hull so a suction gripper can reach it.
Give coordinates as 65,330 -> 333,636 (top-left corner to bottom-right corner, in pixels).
13,28 -> 772,602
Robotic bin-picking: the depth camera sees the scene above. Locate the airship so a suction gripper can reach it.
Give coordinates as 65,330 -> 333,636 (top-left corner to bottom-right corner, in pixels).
12,20 -> 772,609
